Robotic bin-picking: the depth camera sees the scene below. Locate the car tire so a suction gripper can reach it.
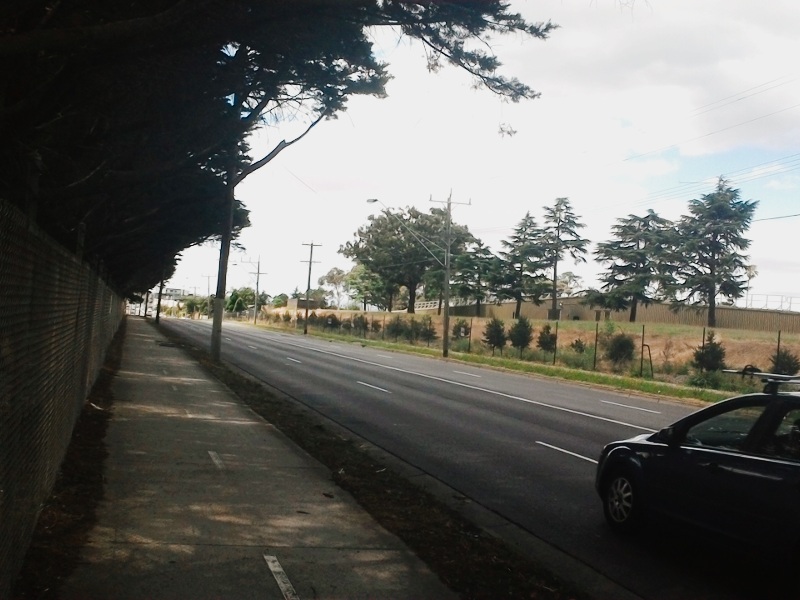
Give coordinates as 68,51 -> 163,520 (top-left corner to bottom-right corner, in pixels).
602,470 -> 643,533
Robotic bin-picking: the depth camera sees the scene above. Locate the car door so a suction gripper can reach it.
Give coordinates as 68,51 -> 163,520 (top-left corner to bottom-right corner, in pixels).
645,398 -> 770,537
743,402 -> 800,548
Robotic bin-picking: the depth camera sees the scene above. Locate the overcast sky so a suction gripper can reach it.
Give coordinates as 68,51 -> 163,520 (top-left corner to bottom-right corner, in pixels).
168,0 -> 800,311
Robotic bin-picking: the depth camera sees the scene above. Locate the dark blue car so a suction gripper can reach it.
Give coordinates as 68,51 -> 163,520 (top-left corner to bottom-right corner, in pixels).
596,372 -> 800,553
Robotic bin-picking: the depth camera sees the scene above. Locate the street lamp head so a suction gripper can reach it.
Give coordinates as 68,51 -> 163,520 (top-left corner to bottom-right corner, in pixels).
366,198 -> 379,204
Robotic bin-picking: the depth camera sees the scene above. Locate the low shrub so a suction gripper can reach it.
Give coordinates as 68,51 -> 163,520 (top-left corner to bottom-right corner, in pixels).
536,324 -> 557,353
770,348 -> 800,375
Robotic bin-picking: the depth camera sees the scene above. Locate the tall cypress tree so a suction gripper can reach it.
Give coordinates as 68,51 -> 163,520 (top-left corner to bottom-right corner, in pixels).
668,178 -> 758,327
594,209 -> 674,322
541,197 -> 588,319
494,212 -> 548,318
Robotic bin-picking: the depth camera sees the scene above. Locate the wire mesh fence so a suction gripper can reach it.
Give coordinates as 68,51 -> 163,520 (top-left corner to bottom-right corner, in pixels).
0,200 -> 123,596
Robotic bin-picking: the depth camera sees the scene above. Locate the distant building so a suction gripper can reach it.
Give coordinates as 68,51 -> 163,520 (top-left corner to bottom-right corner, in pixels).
286,298 -> 322,311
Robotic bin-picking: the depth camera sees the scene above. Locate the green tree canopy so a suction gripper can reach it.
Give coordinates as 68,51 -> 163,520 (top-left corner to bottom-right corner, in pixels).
493,212 -> 548,318
508,317 -> 534,357
318,267 -> 347,309
340,206 -> 472,313
541,197 -> 588,316
452,239 -> 498,316
593,209 -> 674,322
667,178 -> 758,327
2,2 -> 556,296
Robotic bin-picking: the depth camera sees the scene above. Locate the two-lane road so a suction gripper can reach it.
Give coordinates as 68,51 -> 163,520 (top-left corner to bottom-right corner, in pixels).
161,319 -> 777,600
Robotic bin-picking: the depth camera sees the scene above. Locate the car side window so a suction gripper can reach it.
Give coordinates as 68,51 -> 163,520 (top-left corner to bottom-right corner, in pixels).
683,405 -> 766,451
759,408 -> 800,461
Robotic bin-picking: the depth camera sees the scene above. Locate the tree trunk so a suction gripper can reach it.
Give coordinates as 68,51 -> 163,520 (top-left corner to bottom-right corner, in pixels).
407,286 -> 416,313
708,297 -> 717,327
629,298 -> 638,322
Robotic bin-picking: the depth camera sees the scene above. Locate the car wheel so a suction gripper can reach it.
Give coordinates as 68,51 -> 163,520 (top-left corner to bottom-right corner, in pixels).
603,471 -> 642,533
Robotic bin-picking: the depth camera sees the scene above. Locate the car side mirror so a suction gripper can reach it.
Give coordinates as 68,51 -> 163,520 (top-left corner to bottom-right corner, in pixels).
654,426 -> 677,445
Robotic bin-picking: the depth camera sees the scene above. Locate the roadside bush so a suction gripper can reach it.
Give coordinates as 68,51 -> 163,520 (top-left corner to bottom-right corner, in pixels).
370,318 -> 382,333
420,316 -> 438,346
536,324 -> 557,353
387,316 -> 406,341
352,314 -> 368,335
509,317 -> 534,357
452,318 -> 471,340
341,318 -> 352,332
323,313 -> 341,330
688,370 -> 724,390
604,332 -> 635,370
282,311 -> 292,323
770,348 -> 800,375
450,337 -> 471,353
307,311 -> 319,326
569,338 -> 587,354
692,331 -> 726,372
483,317 -> 507,356
559,348 -> 594,370
404,317 -> 422,344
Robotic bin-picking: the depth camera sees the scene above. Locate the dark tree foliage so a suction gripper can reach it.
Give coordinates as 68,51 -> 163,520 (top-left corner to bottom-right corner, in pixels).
493,212 -> 548,318
536,324 -> 557,353
451,318 -> 471,339
667,178 -> 758,327
770,349 -> 800,376
541,197 -> 588,317
340,207 -> 472,313
483,317 -> 507,356
419,316 -> 438,346
604,332 -> 635,370
452,239 -> 497,316
508,316 -> 533,357
387,315 -> 407,341
692,331 -> 727,372
593,209 -> 674,322
2,1 -> 556,296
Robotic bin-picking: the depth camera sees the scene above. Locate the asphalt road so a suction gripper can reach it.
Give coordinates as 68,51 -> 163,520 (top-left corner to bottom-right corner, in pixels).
161,318 -> 790,600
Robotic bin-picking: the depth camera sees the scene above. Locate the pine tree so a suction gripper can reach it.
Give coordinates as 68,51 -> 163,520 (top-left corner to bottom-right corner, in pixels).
483,317 -> 507,356
541,198 -> 588,318
668,178 -> 758,327
494,213 -> 548,318
509,317 -> 534,357
594,209 -> 674,322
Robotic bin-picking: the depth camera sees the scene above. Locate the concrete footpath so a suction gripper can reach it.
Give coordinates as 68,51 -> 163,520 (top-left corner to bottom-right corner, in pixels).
58,316 -> 456,599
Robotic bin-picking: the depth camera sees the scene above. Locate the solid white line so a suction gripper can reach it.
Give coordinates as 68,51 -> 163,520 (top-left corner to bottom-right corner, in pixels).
357,381 -> 391,393
207,451 -> 225,470
283,341 -> 655,433
453,370 -> 482,378
263,555 -> 300,600
225,337 -> 232,341
536,441 -> 598,464
376,354 -> 392,359
248,345 -> 258,350
602,400 -> 661,414
286,357 -> 301,364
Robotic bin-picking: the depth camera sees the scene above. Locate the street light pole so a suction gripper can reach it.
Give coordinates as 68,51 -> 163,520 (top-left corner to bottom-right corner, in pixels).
252,256 -> 267,325
367,195 -> 467,358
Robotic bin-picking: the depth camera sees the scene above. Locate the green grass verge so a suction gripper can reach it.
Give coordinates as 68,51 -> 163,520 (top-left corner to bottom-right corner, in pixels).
254,321 -> 734,405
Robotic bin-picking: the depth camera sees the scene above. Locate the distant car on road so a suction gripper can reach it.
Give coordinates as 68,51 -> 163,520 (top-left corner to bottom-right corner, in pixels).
595,371 -> 800,555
